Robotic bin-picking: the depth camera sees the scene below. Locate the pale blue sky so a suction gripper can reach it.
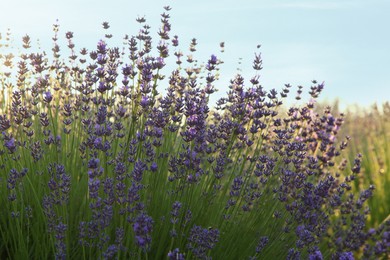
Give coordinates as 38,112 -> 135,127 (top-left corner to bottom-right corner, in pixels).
1,0 -> 389,109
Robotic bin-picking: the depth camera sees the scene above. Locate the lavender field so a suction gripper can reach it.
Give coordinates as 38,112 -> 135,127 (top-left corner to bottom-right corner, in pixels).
0,6 -> 389,259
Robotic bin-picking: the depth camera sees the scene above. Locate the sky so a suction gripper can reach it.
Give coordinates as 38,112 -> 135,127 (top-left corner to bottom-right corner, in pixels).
0,0 -> 389,110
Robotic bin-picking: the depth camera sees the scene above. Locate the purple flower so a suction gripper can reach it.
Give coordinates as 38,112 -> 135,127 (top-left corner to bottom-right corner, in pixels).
54,222 -> 67,259
7,168 -> 28,197
153,57 -> 165,69
116,105 -> 127,118
351,154 -> 362,174
103,244 -> 118,259
309,250 -> 323,260
187,225 -> 220,259
339,252 -> 354,260
94,124 -> 106,137
115,227 -> 125,245
206,55 -> 217,71
133,213 -> 154,251
183,210 -> 192,227
43,91 -> 53,103
150,162 -> 158,172
0,115 -> 11,131
4,137 -> 16,153
96,106 -> 107,125
255,236 -> 269,253
295,225 -> 314,247
230,176 -> 244,197
97,39 -> 107,54
172,35 -> 179,46
209,54 -> 217,64
132,160 -> 147,183
40,113 -> 50,127
94,137 -> 103,149
168,248 -> 185,260
170,201 -> 182,224
46,163 -> 71,205
88,179 -> 100,199
103,178 -> 115,205
126,182 -> 142,208
286,248 -> 301,260
140,96 -> 149,108
65,31 -> 73,39
88,158 -> 100,169
97,81 -> 107,93
114,161 -> 127,180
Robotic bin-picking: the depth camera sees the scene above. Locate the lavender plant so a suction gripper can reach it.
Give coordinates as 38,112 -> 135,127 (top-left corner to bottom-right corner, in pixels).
0,6 -> 389,259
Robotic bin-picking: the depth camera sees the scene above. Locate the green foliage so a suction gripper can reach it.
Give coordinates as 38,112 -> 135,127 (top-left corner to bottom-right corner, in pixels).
341,102 -> 390,227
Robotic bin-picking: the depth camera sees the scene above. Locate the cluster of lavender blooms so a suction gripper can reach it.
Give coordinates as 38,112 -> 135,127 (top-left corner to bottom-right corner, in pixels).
0,6 -> 389,260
